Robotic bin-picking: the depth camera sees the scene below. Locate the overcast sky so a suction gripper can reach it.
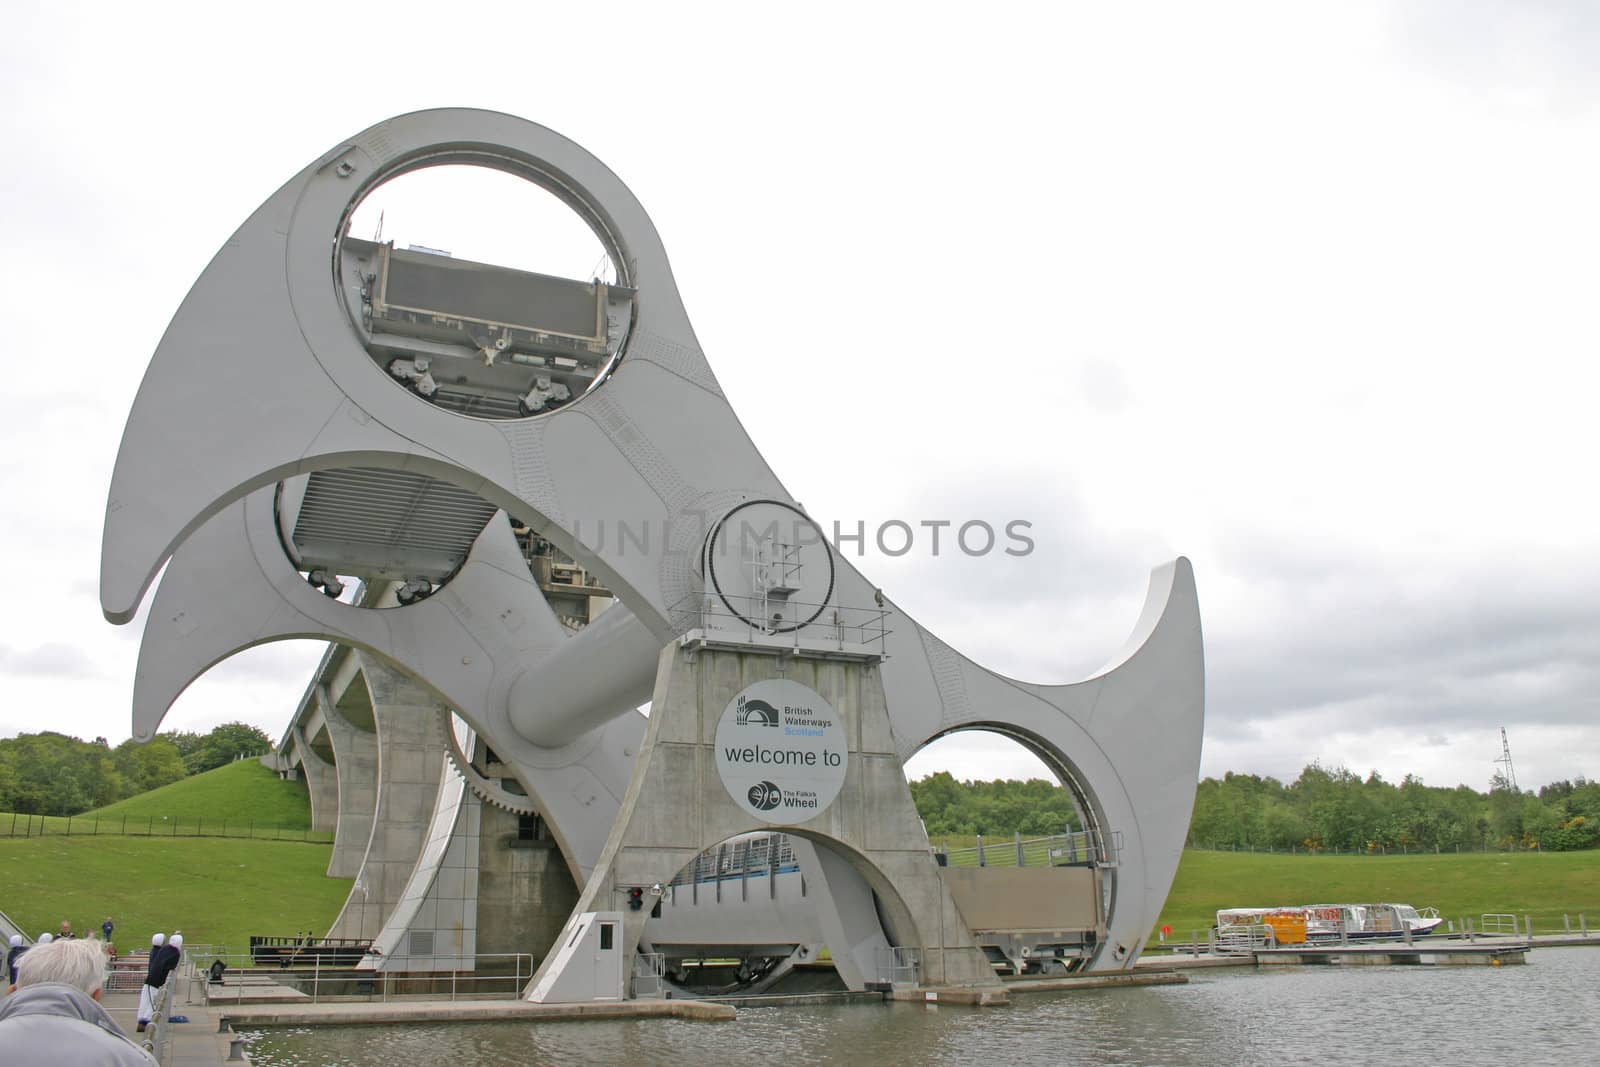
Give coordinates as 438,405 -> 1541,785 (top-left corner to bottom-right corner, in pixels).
2,2 -> 1595,793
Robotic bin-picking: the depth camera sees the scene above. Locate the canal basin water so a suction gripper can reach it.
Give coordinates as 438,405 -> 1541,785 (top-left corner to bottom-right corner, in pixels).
241,946 -> 1600,1066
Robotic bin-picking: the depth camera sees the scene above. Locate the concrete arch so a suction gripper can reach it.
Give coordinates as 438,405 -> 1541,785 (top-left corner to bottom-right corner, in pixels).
642,828 -> 924,994
915,722 -> 1111,861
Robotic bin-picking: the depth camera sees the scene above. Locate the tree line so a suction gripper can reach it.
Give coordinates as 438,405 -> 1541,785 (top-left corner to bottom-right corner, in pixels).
1187,764 -> 1600,852
909,763 -> 1598,853
910,772 -> 1083,837
7,726 -> 1595,854
0,723 -> 273,816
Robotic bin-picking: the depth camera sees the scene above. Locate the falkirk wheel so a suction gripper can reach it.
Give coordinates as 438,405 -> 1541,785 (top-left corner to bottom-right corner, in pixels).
101,109 -> 1203,1000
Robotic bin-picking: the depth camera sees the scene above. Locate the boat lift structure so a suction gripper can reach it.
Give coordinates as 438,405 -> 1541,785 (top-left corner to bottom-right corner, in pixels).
101,109 -> 1205,1002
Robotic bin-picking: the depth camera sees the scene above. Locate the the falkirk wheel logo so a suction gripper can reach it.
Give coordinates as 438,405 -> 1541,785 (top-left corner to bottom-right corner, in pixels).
736,695 -> 780,727
748,781 -> 783,810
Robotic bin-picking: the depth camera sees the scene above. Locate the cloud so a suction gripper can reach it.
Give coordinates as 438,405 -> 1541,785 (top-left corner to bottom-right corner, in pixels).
1,642 -> 104,679
1392,1 -> 1600,101
2,4 -> 1596,794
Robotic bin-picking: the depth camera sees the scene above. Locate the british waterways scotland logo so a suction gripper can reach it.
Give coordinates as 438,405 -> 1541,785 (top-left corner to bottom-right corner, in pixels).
735,695 -> 780,727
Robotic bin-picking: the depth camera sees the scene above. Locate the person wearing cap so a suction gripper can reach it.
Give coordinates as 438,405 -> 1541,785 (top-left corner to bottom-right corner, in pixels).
137,933 -> 183,1034
0,936 -> 157,1065
5,934 -> 25,985
136,933 -> 166,1031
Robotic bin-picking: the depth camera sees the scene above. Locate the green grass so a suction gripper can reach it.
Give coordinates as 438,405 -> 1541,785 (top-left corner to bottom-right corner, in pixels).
1151,848 -> 1600,945
86,759 -> 313,828
2,761 -> 329,840
0,835 -> 351,954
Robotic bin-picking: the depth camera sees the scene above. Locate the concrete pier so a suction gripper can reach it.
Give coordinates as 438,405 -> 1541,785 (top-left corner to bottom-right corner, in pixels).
1005,968 -> 1189,992
1140,934 -> 1549,969
527,642 -> 1004,1002
317,682 -> 378,880
1254,940 -> 1529,966
325,656 -> 450,941
219,998 -> 736,1028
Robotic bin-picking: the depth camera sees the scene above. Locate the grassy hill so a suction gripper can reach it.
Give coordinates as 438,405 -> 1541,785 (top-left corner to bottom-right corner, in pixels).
85,758 -> 313,830
3,762 -> 346,952
0,836 -> 351,953
1152,848 -> 1600,944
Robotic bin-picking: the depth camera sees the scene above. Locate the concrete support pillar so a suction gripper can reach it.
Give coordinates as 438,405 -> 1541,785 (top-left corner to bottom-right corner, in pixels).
318,685 -> 378,880
475,804 -> 580,959
361,774 -> 484,972
291,727 -> 339,835
527,643 -> 1001,1002
326,654 -> 450,942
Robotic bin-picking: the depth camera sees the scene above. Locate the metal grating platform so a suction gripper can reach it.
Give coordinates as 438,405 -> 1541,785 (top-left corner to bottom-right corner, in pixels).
290,468 -> 499,582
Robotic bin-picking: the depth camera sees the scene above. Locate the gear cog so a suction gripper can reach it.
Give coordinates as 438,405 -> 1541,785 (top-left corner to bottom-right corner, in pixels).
441,710 -> 541,815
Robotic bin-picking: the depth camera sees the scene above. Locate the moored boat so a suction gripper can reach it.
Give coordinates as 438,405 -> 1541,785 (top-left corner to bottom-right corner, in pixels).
1303,903 -> 1444,939
1216,902 -> 1443,945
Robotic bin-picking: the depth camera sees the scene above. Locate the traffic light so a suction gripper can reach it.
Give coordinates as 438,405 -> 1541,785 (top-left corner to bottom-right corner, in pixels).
627,887 -> 644,911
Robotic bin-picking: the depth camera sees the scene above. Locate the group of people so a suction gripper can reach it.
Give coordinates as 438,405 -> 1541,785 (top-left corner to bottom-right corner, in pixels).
0,917 -> 188,1065
6,915 -> 120,984
0,936 -> 158,1065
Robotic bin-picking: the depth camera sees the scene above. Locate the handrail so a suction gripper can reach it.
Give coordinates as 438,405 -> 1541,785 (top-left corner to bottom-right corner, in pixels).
196,951 -> 536,1003
669,593 -> 892,653
938,829 -> 1121,869
141,979 -> 172,1061
874,945 -> 922,988
668,833 -> 801,887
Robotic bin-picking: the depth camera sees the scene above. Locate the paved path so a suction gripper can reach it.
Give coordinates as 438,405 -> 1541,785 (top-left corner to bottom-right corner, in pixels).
103,982 -> 245,1066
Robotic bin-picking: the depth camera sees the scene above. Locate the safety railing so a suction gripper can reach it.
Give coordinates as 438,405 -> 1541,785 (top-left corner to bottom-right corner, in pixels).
193,950 -> 536,1003
1213,923 -> 1272,955
106,953 -> 151,993
669,834 -> 801,887
670,593 -> 891,653
249,935 -> 372,966
874,946 -> 922,989
938,829 -> 1121,869
633,952 -> 666,999
1480,913 -> 1519,936
141,979 -> 172,1062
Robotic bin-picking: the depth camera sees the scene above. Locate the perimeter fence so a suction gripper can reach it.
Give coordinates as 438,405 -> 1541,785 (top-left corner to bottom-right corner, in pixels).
0,811 -> 332,843
1184,841 -> 1551,856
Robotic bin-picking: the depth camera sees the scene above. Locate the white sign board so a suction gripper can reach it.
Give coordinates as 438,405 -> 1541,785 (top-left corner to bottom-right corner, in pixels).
714,679 -> 848,824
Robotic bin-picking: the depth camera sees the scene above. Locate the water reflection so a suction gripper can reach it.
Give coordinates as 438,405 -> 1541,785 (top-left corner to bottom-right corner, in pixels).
244,948 -> 1599,1067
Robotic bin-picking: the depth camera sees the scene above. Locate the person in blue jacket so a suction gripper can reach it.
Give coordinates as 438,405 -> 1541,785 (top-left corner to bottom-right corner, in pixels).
6,934 -> 26,984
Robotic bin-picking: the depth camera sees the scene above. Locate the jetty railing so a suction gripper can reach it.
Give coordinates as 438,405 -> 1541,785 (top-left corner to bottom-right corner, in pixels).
874,946 -> 922,988
191,950 -> 536,1003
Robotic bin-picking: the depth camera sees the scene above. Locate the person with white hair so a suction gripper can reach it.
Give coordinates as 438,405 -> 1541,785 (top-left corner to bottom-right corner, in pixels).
135,933 -> 166,1032
6,933 -> 25,985
0,937 -> 157,1064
